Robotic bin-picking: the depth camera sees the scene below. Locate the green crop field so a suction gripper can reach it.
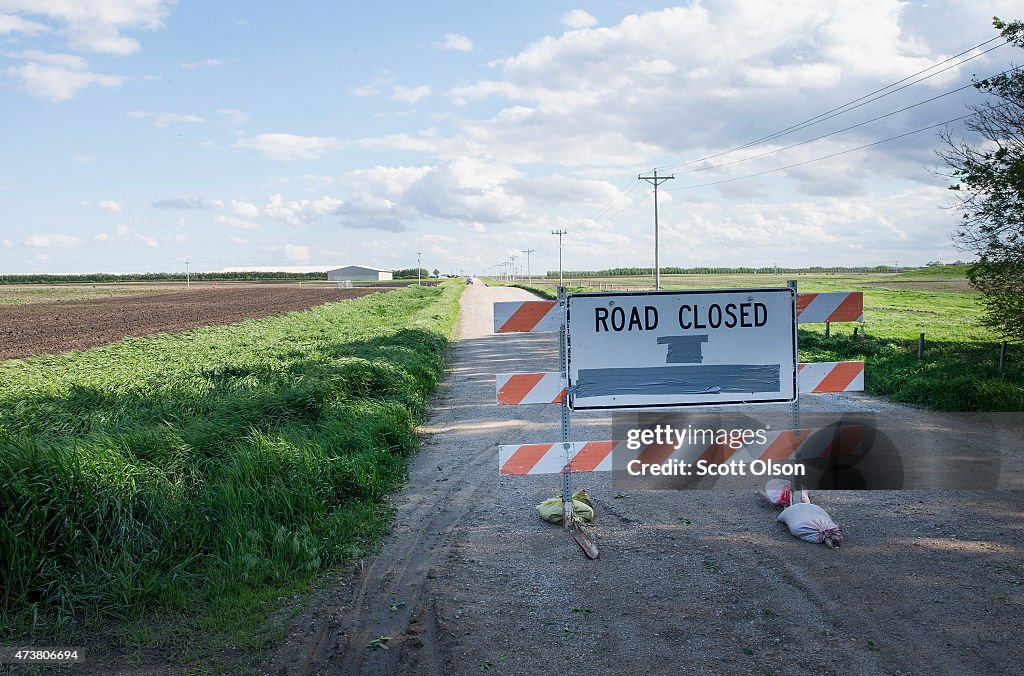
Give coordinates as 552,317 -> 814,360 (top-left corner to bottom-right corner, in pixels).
500,266 -> 1022,411
0,283 -> 463,666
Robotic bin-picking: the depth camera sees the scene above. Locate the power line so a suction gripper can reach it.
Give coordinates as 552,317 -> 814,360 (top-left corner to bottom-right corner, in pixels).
584,176 -> 643,223
674,66 -> 1019,176
601,190 -> 650,223
656,36 -> 1005,172
664,113 -> 974,192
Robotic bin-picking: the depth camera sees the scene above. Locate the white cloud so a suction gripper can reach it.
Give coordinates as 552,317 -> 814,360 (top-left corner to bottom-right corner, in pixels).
358,129 -> 441,153
230,200 -> 259,218
74,152 -> 96,163
153,196 -> 224,210
392,84 -> 431,104
180,57 -> 232,69
433,1 -> 966,170
283,243 -> 310,262
0,12 -> 49,34
333,159 -> 525,232
23,233 -> 82,248
215,215 -> 259,230
230,235 -> 248,245
1,239 -> 12,248
235,133 -> 342,161
435,33 -> 473,52
351,70 -> 394,97
93,224 -> 158,247
561,9 -> 597,29
7,53 -> 123,101
0,0 -> 174,55
263,193 -> 344,226
218,108 -> 249,125
98,200 -> 123,213
128,110 -> 205,127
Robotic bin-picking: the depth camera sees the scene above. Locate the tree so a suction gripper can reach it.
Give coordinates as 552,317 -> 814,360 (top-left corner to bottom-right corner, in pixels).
939,17 -> 1024,342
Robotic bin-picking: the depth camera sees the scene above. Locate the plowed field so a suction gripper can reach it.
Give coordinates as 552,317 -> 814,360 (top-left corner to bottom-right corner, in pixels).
0,286 -> 380,360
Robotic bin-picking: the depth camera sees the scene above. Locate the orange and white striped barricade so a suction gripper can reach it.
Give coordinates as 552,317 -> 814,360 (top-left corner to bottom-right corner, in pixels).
495,361 -> 864,405
498,425 -> 864,476
492,291 -> 863,332
493,300 -> 560,333
796,292 -> 863,323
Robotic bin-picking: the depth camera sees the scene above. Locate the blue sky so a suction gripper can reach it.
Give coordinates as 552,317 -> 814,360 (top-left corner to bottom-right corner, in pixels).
0,1 -> 1020,275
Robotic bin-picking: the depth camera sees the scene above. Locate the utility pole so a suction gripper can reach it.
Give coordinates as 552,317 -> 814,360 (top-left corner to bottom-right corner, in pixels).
551,229 -> 567,287
509,254 -> 518,284
522,248 -> 535,284
638,169 -> 674,290
417,252 -> 422,286
185,259 -> 190,288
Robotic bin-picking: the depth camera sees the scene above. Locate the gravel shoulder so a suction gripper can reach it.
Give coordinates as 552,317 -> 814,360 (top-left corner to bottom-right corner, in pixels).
263,283 -> 1024,675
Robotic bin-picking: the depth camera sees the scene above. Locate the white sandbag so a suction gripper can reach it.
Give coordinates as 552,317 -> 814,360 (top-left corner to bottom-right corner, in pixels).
777,503 -> 842,547
763,479 -> 791,507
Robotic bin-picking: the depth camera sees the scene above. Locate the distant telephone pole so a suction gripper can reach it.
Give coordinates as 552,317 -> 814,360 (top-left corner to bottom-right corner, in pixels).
417,252 -> 422,286
638,169 -> 674,290
185,259 -> 190,288
509,254 -> 518,284
521,248 -> 535,284
551,229 -> 567,287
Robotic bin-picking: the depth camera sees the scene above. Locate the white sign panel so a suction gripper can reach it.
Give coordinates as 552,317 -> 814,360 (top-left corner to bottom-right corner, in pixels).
566,288 -> 797,410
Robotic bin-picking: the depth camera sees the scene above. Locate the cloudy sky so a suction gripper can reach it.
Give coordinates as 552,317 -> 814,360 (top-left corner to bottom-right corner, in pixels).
1,1 -> 1021,275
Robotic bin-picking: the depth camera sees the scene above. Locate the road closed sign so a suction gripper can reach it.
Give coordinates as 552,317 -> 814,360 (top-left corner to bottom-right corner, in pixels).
565,288 -> 797,410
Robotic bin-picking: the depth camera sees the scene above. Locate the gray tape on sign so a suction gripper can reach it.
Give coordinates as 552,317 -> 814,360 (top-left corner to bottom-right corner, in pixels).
575,364 -> 781,397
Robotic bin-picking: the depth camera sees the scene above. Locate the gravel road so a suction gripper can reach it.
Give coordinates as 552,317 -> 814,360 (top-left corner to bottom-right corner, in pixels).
264,282 -> 1024,676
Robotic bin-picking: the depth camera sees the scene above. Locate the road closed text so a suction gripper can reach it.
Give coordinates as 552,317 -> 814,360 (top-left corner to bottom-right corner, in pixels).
625,459 -> 805,477
594,302 -> 769,332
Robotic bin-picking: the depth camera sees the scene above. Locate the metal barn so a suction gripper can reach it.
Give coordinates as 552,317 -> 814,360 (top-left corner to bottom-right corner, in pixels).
326,265 -> 393,282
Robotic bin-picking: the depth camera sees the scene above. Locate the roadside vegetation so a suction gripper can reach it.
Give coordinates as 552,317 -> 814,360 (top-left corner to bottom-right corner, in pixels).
0,283 -> 463,666
500,267 -> 1023,411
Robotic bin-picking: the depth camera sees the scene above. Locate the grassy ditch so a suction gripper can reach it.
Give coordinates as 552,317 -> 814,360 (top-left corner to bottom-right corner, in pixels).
508,280 -> 1022,411
0,283 -> 463,658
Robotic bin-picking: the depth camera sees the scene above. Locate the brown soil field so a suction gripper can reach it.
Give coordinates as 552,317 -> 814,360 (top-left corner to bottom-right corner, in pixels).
0,286 -> 381,360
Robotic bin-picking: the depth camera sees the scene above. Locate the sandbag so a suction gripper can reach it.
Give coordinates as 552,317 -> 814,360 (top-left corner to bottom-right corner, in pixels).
777,503 -> 842,547
763,478 -> 791,507
536,496 -> 594,524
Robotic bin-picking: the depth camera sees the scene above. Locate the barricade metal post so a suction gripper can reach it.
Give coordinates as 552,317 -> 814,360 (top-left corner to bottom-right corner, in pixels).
558,286 -> 573,527
788,280 -> 801,505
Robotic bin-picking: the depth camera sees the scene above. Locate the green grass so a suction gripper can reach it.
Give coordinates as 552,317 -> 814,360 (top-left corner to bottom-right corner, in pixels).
509,274 -> 1022,411
894,264 -> 973,280
0,283 -> 463,664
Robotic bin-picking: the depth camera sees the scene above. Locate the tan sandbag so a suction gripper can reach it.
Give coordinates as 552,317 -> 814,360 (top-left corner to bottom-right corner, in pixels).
572,488 -> 593,509
536,496 -> 594,523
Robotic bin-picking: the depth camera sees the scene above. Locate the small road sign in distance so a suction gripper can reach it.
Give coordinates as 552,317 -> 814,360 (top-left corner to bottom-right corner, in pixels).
566,288 -> 797,410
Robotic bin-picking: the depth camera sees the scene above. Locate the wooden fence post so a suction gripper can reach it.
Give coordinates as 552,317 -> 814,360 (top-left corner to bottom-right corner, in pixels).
918,332 -> 925,359
999,340 -> 1007,373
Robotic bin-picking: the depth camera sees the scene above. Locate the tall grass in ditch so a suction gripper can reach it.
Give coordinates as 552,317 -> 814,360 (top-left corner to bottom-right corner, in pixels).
0,284 -> 462,635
